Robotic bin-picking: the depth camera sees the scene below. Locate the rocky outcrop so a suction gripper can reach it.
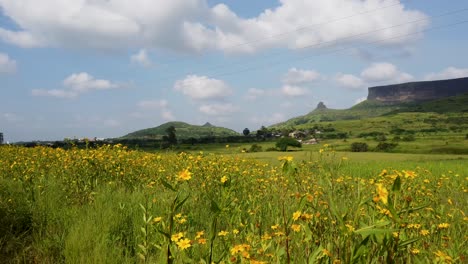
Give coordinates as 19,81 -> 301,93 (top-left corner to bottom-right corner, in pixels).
367,77 -> 468,104
315,102 -> 328,110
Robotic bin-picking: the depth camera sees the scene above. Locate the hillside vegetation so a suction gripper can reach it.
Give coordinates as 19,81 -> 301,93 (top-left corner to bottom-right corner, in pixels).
123,121 -> 239,139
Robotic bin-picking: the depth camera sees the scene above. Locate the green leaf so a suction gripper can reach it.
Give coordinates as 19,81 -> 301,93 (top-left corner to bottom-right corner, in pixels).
399,237 -> 422,248
175,195 -> 190,211
355,228 -> 399,237
398,204 -> 430,215
160,179 -> 176,192
210,199 -> 221,214
392,176 -> 401,192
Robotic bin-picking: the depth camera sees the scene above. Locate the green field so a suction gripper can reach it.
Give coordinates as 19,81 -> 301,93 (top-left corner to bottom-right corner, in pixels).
1,144 -> 465,263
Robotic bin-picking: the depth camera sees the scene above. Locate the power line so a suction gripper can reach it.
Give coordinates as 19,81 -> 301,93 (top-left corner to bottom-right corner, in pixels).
155,0 -> 410,67
171,18 -> 468,84
154,7 -> 468,85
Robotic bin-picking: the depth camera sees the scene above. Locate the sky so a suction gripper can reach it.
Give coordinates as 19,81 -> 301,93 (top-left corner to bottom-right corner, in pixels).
0,0 -> 468,142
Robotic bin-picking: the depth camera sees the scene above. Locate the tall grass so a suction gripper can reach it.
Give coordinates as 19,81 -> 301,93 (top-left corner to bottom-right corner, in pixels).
0,145 -> 466,263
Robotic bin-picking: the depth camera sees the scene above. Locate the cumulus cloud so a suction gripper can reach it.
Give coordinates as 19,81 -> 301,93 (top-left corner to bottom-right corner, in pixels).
336,62 -> 413,90
250,113 -> 286,125
131,49 -> 152,67
336,73 -> 365,89
0,0 -> 428,53
0,52 -> 17,73
174,75 -> 232,100
245,88 -> 266,100
282,68 -> 320,85
199,103 -> 237,116
32,72 -> 121,98
281,85 -> 309,97
423,67 -> 468,81
361,62 -> 413,83
137,99 -> 174,121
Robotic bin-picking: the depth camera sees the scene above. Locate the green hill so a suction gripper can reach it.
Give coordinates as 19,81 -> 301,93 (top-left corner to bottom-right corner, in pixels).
272,93 -> 468,129
123,121 -> 240,139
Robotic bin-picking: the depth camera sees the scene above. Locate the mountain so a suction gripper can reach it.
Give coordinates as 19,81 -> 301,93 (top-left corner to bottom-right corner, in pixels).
123,121 -> 239,139
270,77 -> 468,130
368,77 -> 468,104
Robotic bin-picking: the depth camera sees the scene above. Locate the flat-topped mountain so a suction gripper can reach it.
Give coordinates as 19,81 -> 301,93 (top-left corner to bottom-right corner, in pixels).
368,77 -> 468,104
123,121 -> 239,139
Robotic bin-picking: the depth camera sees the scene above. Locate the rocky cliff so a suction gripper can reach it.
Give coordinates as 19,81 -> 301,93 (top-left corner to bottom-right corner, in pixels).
367,77 -> 468,104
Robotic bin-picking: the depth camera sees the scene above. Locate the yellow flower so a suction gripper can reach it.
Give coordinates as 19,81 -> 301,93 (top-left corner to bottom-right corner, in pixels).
434,250 -> 453,262
171,232 -> 184,242
152,217 -> 162,223
195,231 -> 205,239
177,169 -> 192,181
221,176 -> 228,183
420,229 -> 430,236
291,224 -> 301,232
218,230 -> 229,236
197,238 -> 207,244
225,144 -> 230,148
278,156 -> 293,161
271,224 -> 279,230
403,170 -> 417,179
176,238 -> 191,250
375,183 -> 388,205
438,223 -> 450,229
292,211 -> 301,221
410,248 -> 420,255
232,229 -> 239,235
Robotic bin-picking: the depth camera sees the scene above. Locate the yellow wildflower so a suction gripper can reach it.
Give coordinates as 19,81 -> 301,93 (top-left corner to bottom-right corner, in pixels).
292,211 -> 301,221
177,169 -> 192,181
171,232 -> 184,242
218,230 -> 229,236
176,238 -> 191,250
438,223 -> 450,229
291,224 -> 301,232
195,231 -> 204,239
152,217 -> 162,223
420,229 -> 430,236
221,176 -> 228,183
375,183 -> 388,205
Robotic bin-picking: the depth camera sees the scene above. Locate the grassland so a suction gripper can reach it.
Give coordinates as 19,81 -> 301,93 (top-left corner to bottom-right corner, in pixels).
1,144 -> 466,263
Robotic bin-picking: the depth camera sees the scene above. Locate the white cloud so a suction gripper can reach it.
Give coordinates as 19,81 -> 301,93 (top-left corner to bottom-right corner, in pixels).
424,67 -> 468,81
282,68 -> 320,85
137,99 -> 174,121
281,85 -> 309,97
2,112 -> 22,122
245,88 -> 266,100
174,75 -> 232,100
0,0 -> 428,53
361,62 -> 413,83
32,72 -> 121,98
199,103 -> 237,116
336,73 -> 364,89
355,97 -> 367,104
131,49 -> 152,67
250,113 -> 286,125
0,52 -> 17,73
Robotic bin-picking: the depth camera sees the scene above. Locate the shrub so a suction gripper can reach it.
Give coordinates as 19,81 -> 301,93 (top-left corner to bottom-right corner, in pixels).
351,142 -> 368,152
375,142 -> 398,152
275,138 -> 302,152
249,144 -> 263,152
402,135 -> 415,142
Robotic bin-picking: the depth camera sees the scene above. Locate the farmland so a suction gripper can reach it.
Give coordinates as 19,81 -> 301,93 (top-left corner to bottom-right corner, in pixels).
1,144 -> 466,263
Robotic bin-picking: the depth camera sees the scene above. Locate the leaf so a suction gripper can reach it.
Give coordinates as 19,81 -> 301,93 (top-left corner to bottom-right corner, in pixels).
354,228 -> 398,237
210,199 -> 221,214
175,195 -> 190,211
392,176 -> 401,192
157,229 -> 171,240
160,179 -> 176,192
398,204 -> 430,215
399,237 -> 422,248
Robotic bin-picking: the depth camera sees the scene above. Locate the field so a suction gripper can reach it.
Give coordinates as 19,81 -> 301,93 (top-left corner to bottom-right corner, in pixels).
0,144 -> 467,263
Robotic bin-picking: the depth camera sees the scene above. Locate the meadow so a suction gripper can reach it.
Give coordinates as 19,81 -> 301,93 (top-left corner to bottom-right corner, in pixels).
0,144 -> 466,263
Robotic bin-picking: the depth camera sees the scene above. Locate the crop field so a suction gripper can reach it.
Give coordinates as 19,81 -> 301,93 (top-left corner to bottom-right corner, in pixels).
0,144 -> 467,263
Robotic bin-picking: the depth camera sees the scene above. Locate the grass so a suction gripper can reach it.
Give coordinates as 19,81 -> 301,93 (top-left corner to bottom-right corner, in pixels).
1,144 -> 467,263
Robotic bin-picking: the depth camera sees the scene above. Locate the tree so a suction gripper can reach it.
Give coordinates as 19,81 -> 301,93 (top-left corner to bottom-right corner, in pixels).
163,125 -> 177,146
276,138 -> 302,152
243,128 -> 250,136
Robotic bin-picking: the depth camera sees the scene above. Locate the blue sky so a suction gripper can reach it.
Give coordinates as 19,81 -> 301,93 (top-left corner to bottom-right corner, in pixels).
0,0 -> 467,142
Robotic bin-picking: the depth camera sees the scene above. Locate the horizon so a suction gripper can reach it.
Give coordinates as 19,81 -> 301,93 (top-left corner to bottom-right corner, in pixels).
1,0 -> 468,142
